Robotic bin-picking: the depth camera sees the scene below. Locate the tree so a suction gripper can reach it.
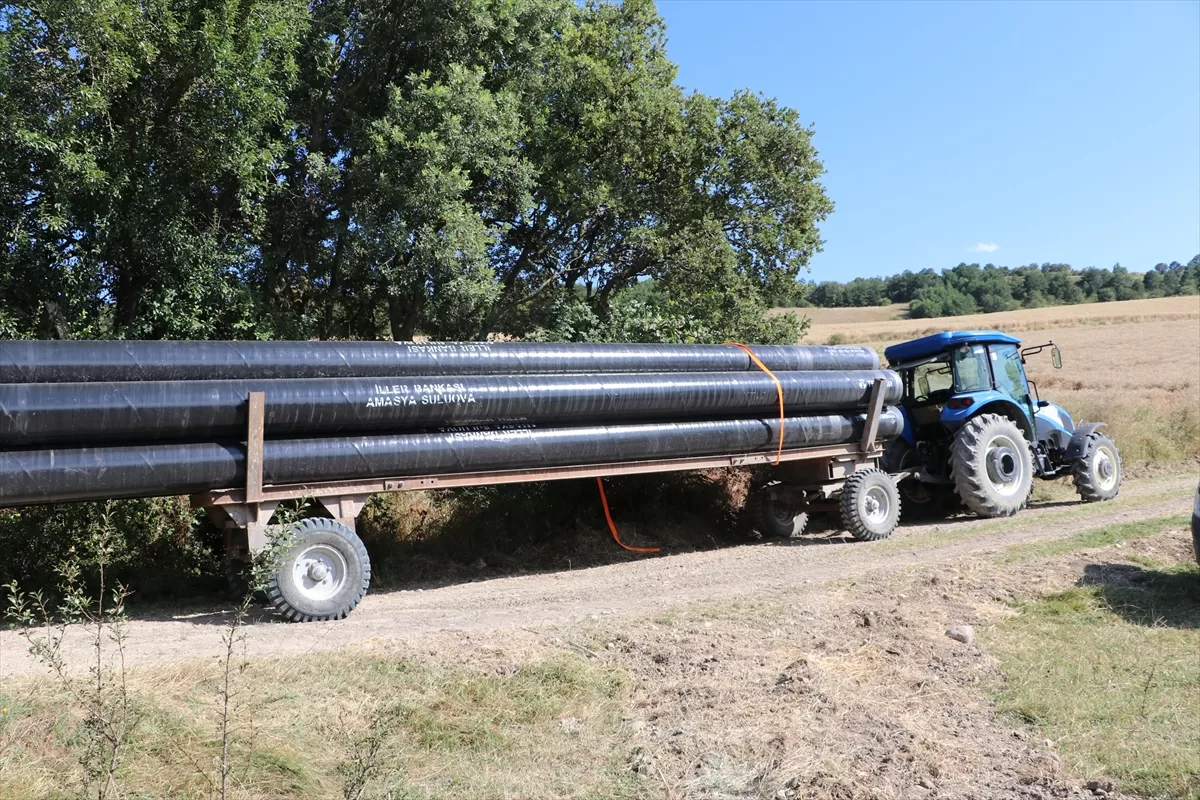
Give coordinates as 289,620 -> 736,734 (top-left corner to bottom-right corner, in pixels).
0,0 -> 308,339
909,283 -> 977,318
1,0 -> 833,345
1142,268 -> 1163,296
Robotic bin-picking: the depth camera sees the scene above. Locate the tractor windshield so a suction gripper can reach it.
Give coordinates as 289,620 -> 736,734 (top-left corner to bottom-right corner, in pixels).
952,344 -> 992,393
990,343 -> 1031,405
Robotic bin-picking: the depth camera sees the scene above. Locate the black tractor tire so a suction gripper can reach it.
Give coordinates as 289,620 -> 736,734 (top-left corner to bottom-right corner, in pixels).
950,413 -> 1034,518
266,517 -> 371,622
749,484 -> 809,538
1072,433 -> 1122,503
881,439 -> 949,518
840,468 -> 901,541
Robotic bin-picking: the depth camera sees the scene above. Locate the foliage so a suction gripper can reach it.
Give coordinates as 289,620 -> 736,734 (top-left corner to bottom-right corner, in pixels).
0,497 -> 214,594
802,257 -> 1200,318
1,0 -> 831,344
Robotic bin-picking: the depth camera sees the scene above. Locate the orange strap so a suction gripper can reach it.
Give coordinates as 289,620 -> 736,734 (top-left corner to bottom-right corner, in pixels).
596,477 -> 660,553
726,342 -> 785,465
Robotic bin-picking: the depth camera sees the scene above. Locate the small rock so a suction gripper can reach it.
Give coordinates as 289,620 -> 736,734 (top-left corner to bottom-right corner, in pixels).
558,717 -> 582,734
471,558 -> 487,570
945,624 -> 975,645
1043,738 -> 1054,748
774,791 -> 789,800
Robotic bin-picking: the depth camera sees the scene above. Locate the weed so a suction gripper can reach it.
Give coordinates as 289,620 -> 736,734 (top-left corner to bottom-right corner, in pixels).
4,504 -> 135,799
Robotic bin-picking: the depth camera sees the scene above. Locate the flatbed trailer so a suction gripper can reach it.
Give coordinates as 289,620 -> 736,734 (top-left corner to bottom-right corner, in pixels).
192,379 -> 900,622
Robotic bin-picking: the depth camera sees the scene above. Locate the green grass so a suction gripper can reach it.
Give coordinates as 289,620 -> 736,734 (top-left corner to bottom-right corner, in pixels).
0,651 -> 639,799
999,514 -> 1190,563
985,562 -> 1200,799
870,482 -> 1195,556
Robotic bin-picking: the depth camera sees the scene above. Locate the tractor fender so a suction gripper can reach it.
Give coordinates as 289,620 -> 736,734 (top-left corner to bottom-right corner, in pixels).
1065,423 -> 1107,461
943,395 -> 1034,441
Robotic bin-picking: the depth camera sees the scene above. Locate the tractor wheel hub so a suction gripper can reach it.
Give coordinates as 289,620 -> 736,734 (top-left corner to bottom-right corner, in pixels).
987,447 -> 1018,483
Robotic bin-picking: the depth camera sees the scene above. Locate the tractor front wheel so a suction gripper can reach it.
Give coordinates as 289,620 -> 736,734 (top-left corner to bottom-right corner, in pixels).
1072,434 -> 1122,502
950,414 -> 1034,518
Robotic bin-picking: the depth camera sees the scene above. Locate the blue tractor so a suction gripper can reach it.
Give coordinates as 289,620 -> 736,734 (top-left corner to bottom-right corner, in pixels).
881,331 -> 1122,518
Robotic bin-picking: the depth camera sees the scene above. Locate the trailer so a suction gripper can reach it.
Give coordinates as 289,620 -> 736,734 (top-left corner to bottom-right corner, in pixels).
191,379 -> 900,622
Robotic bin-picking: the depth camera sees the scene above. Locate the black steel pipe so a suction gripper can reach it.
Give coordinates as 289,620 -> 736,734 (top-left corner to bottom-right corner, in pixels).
0,340 -> 881,382
0,409 -> 904,506
0,370 -> 903,446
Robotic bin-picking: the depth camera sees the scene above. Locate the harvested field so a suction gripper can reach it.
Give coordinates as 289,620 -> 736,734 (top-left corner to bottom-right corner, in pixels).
795,296 -> 1199,345
771,302 -> 910,326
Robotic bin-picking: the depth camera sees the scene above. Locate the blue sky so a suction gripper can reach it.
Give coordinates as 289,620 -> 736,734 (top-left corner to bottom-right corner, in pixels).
657,0 -> 1200,283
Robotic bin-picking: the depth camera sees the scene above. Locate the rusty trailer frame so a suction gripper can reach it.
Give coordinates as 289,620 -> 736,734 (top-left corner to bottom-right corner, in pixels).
193,378 -> 891,565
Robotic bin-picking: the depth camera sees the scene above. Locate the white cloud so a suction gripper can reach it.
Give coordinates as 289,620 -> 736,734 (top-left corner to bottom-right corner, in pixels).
969,242 -> 1000,254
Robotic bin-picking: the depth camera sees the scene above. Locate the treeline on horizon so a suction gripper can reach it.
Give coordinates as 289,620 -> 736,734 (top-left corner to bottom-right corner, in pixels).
780,257 -> 1200,319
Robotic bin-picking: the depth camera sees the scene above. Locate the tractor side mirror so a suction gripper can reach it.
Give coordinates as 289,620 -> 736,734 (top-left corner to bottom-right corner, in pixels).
1051,346 -> 1062,369
1037,399 -> 1050,408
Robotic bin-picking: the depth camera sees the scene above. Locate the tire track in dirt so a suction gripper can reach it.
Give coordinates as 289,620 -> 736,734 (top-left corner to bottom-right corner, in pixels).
1,475 -> 1194,675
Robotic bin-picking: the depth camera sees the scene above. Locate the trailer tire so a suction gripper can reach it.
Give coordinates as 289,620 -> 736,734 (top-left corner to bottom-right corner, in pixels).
224,555 -> 258,600
750,484 -> 808,538
1072,434 -> 1122,503
840,468 -> 900,541
950,414 -> 1034,518
266,518 -> 371,622
881,440 -> 948,518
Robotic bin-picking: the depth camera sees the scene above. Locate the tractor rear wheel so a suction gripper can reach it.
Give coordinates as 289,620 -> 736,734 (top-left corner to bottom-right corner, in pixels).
1072,434 -> 1122,502
950,413 -> 1033,518
749,483 -> 808,538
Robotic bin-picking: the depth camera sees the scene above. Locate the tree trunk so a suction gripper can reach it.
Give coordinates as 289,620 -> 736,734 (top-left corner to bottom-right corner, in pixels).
113,260 -> 142,335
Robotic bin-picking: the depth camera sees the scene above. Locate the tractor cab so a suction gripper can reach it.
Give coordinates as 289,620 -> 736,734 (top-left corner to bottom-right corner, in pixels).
882,330 -> 1121,519
885,331 -> 1052,444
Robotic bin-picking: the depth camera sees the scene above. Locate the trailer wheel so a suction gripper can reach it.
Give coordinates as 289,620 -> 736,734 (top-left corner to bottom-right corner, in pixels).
840,468 -> 900,541
266,517 -> 371,622
750,484 -> 808,538
1072,433 -> 1122,503
881,440 -> 947,518
224,555 -> 255,599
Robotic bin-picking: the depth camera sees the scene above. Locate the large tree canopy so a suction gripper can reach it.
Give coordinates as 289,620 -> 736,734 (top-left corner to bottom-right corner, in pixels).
1,0 -> 832,343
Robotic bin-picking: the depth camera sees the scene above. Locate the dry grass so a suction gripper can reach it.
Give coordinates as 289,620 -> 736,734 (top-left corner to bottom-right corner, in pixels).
0,651 -> 635,799
770,303 -> 911,325
985,564 -> 1200,799
4,513 -> 1200,799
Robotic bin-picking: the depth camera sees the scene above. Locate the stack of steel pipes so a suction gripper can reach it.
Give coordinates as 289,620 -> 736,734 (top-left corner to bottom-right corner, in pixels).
0,340 -> 905,506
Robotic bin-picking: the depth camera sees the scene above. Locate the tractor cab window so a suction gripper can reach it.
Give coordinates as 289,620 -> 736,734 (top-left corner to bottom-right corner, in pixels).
990,343 -> 1031,404
912,359 -> 953,403
952,344 -> 992,393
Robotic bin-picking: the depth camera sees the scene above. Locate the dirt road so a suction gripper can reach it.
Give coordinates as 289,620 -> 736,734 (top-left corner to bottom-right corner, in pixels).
1,475 -> 1194,676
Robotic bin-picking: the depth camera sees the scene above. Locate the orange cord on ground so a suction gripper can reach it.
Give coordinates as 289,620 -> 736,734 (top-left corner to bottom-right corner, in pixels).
596,477 -> 660,553
725,342 -> 786,465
